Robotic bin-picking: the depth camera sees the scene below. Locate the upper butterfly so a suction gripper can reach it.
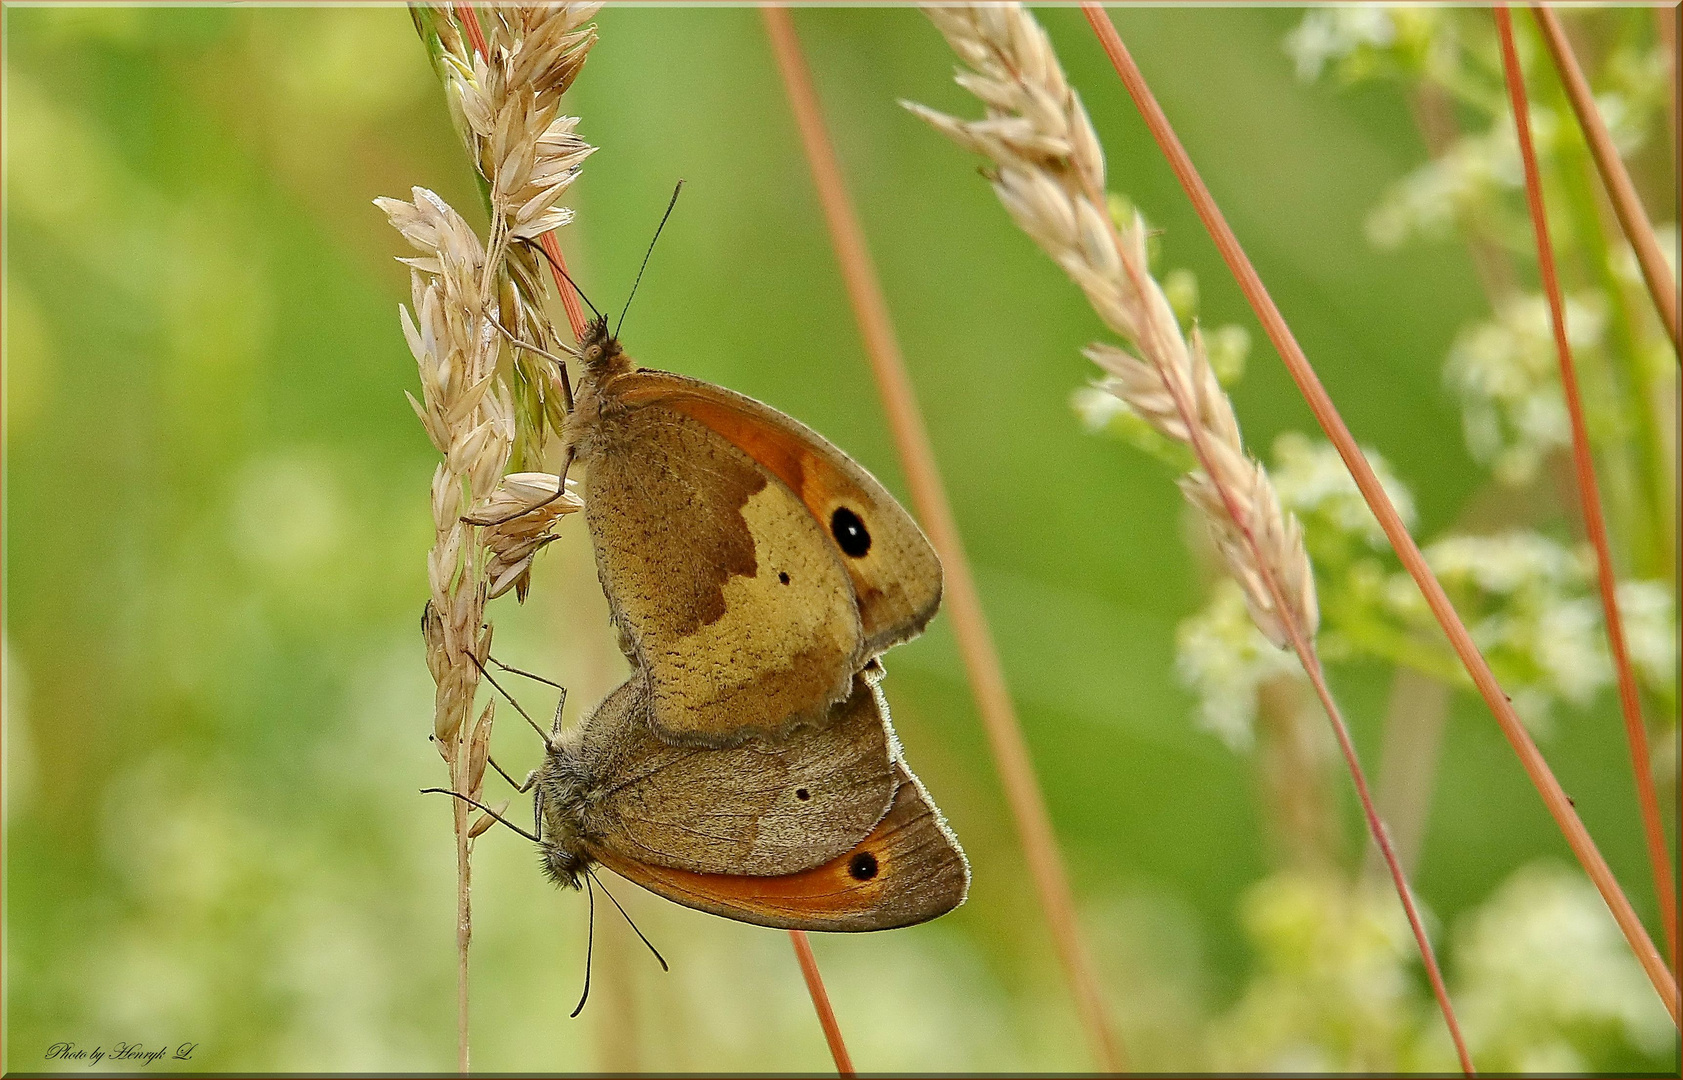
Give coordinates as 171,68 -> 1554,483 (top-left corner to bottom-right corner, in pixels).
561,315 -> 942,747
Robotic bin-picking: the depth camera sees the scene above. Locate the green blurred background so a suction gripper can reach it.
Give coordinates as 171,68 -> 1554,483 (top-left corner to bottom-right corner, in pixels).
4,5 -> 1676,1072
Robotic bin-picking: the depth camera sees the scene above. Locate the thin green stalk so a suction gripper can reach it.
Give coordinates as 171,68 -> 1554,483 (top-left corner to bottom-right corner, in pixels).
1554,128 -> 1673,584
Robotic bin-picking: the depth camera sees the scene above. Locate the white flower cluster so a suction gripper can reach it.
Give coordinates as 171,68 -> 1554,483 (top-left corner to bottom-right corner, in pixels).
1445,292 -> 1605,485
1206,863 -> 1675,1071
1270,432 -> 1417,552
1175,580 -> 1302,750
1175,436 -> 1417,747
1177,489 -> 1677,748
1451,862 -> 1676,1071
1410,531 -> 1677,731
1614,222 -> 1679,296
1208,873 -> 1423,1071
1282,9 -> 1397,83
1366,111 -> 1551,249
1612,579 -> 1681,694
1593,37 -> 1673,157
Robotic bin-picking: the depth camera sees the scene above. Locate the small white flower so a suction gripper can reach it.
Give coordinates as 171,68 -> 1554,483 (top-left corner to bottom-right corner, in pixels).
1176,580 -> 1303,749
1283,9 -> 1396,82
1367,110 -> 1558,251
1444,293 -> 1604,485
1616,580 -> 1679,696
1208,873 -> 1420,1071
1612,222 -> 1678,289
1453,862 -> 1675,1069
1532,595 -> 1608,706
1270,432 -> 1416,549
1424,532 -> 1587,596
1071,384 -> 1132,433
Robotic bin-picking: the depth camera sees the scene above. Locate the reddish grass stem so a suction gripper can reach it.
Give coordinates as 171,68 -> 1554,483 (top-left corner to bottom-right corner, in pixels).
1531,6 -> 1679,357
1301,646 -> 1474,1072
1496,5 -> 1679,972
763,6 -> 1126,1071
789,931 -> 855,1076
454,2 -> 489,64
1081,4 -> 1680,1025
540,232 -> 591,342
1120,229 -> 1474,1071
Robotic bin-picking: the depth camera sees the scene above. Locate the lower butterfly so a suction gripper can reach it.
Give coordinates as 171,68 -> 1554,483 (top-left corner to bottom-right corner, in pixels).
535,665 -> 969,932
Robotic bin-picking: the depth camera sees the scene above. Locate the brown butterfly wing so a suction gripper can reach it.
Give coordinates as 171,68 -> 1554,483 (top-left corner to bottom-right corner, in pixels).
583,390 -> 863,744
585,761 -> 970,932
577,671 -> 896,876
617,372 -> 943,657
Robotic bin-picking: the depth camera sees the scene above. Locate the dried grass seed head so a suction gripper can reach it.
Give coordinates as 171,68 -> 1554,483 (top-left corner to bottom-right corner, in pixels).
910,2 -> 1319,651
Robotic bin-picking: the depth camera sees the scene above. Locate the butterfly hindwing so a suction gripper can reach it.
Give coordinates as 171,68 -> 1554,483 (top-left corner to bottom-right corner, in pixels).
576,672 -> 897,877
586,760 -> 970,933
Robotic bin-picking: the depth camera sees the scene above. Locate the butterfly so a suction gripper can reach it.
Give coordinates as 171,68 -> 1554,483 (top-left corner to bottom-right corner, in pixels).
529,663 -> 968,933
559,315 -> 943,748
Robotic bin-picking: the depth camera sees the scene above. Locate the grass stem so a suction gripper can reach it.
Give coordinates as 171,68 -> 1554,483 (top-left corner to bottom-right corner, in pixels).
455,758 -> 471,1074
540,232 -> 590,341
1083,2 -> 1680,1027
789,931 -> 854,1076
763,7 -> 1127,1071
1531,5 -> 1680,357
1495,4 -> 1678,973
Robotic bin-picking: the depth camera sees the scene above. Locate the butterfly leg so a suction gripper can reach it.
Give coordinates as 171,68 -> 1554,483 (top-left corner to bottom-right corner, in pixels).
468,653 -> 561,752
461,447 -> 575,528
550,685 -> 567,739
486,754 -> 539,794
488,654 -> 568,739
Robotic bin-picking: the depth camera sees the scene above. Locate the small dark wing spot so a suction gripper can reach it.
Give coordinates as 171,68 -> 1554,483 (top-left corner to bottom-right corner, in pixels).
795,788 -> 810,801
831,507 -> 871,557
778,571 -> 791,585
848,851 -> 879,881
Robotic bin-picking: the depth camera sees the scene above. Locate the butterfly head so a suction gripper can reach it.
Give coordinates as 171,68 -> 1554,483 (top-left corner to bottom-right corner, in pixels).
534,734 -> 596,889
578,315 -> 632,381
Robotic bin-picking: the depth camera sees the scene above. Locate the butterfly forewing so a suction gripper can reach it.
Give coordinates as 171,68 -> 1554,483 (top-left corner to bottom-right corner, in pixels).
584,395 -> 863,744
633,374 -> 943,656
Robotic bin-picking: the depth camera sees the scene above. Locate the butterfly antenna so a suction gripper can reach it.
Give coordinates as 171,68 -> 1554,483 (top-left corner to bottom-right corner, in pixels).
418,788 -> 541,843
467,652 -> 560,751
489,655 -> 566,690
588,868 -> 669,972
521,238 -> 603,322
615,180 -> 684,339
572,872 -> 596,1018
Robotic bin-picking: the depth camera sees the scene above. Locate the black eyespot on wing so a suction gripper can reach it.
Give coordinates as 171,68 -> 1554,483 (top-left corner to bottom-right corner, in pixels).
795,788 -> 810,801
778,571 -> 791,585
831,507 -> 871,557
848,851 -> 879,881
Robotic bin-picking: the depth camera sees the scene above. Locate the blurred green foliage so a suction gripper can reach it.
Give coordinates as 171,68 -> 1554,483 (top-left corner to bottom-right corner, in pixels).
4,6 -> 1676,1072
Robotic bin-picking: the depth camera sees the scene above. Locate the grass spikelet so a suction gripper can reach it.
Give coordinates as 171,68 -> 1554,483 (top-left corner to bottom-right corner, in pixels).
905,6 -> 1315,655
907,5 -> 1472,1072
384,5 -> 601,1069
1077,2 -> 1679,1026
418,2 -> 601,464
